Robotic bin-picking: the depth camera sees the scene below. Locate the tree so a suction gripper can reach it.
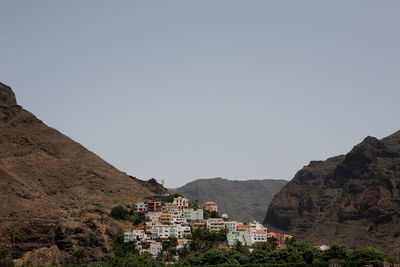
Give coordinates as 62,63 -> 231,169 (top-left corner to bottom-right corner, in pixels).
111,254 -> 164,267
202,249 -> 230,265
250,249 -> 269,264
160,237 -> 178,262
350,247 -> 385,264
0,249 -> 14,267
112,230 -> 138,257
110,206 -> 129,220
302,248 -> 319,264
128,212 -> 146,226
268,247 -> 303,264
234,240 -> 247,254
259,237 -> 277,251
322,243 -> 350,261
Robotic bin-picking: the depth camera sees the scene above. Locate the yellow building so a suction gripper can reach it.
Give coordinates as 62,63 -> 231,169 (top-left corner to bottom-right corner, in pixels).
159,211 -> 173,224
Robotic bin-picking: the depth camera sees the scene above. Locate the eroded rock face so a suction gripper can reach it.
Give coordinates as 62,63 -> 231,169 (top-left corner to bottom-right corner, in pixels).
0,83 -> 167,264
264,132 -> 400,254
0,82 -> 17,106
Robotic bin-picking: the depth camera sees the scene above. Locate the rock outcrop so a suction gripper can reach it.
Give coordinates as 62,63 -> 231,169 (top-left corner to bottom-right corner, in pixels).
264,131 -> 400,255
0,83 -> 167,264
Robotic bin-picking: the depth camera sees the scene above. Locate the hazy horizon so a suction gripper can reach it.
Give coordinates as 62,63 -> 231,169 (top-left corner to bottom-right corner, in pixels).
2,1 -> 400,187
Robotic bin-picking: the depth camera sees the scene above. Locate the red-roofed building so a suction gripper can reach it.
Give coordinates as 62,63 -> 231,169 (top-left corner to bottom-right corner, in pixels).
147,200 -> 162,212
173,197 -> 189,210
203,201 -> 218,212
250,230 -> 267,243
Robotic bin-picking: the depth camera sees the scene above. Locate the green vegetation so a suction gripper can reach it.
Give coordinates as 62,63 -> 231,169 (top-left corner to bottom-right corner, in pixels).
128,212 -> 146,225
0,249 -> 14,267
110,206 -> 129,220
191,228 -> 227,242
147,193 -> 184,203
203,210 -> 221,219
112,230 -> 138,258
109,204 -> 148,227
51,240 -> 398,267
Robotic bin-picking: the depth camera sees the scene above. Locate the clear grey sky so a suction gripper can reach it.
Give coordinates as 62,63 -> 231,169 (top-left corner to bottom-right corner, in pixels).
1,1 -> 400,188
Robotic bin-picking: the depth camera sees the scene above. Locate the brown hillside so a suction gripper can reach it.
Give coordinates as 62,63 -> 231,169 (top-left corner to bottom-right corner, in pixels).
0,82 -> 166,263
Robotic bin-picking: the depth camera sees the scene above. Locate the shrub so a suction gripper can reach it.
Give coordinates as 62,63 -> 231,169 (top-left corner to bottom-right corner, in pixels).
349,247 -> 385,264
110,206 -> 129,220
0,249 -> 14,267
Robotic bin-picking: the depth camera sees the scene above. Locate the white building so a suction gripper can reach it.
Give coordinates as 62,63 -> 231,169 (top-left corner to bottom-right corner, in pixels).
224,221 -> 238,232
145,211 -> 162,223
316,245 -> 330,251
249,220 -> 266,232
173,217 -> 186,224
145,221 -> 153,229
124,229 -> 147,243
176,239 -> 190,250
182,225 -> 191,237
135,202 -> 148,212
173,197 -> 189,209
250,230 -> 268,243
172,209 -> 186,224
227,231 -> 253,246
206,218 -> 225,232
183,208 -> 203,221
161,202 -> 176,212
150,242 -> 163,257
151,224 -> 185,239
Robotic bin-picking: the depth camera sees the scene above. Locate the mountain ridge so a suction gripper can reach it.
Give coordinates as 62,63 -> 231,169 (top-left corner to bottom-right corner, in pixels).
173,177 -> 287,222
264,131 -> 400,255
0,83 -> 167,264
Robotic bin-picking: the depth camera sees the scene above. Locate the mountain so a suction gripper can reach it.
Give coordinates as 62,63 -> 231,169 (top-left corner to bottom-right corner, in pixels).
173,178 -> 287,222
0,83 -> 167,264
264,131 -> 400,255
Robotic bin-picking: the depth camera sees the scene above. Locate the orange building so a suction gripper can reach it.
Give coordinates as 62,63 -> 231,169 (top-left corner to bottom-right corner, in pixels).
192,221 -> 206,230
159,211 -> 173,224
173,197 -> 189,210
237,224 -> 251,232
267,232 -> 293,248
203,201 -> 218,212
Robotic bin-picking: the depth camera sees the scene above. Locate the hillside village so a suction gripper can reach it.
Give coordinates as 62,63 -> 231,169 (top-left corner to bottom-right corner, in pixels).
122,194 -> 293,260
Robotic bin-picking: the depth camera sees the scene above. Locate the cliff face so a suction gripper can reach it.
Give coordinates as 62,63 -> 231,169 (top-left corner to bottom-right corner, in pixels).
0,83 -> 167,263
264,131 -> 400,254
173,177 -> 287,222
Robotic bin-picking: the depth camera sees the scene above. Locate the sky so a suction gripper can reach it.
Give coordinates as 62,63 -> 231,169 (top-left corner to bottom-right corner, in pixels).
1,1 -> 400,188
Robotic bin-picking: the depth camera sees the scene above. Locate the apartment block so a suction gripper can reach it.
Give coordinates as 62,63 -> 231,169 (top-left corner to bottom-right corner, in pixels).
227,231 -> 253,246
206,218 -> 225,232
183,208 -> 204,221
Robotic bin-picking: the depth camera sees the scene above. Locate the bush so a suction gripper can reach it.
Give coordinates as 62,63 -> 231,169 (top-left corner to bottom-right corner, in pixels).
349,247 -> 385,264
321,243 -> 349,261
112,230 -> 138,257
0,249 -> 14,267
128,212 -> 146,225
110,206 -> 129,220
110,254 -> 164,267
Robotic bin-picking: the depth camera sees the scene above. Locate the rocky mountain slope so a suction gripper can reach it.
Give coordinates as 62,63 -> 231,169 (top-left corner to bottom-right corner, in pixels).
173,178 -> 287,222
264,131 -> 400,255
0,83 -> 167,264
